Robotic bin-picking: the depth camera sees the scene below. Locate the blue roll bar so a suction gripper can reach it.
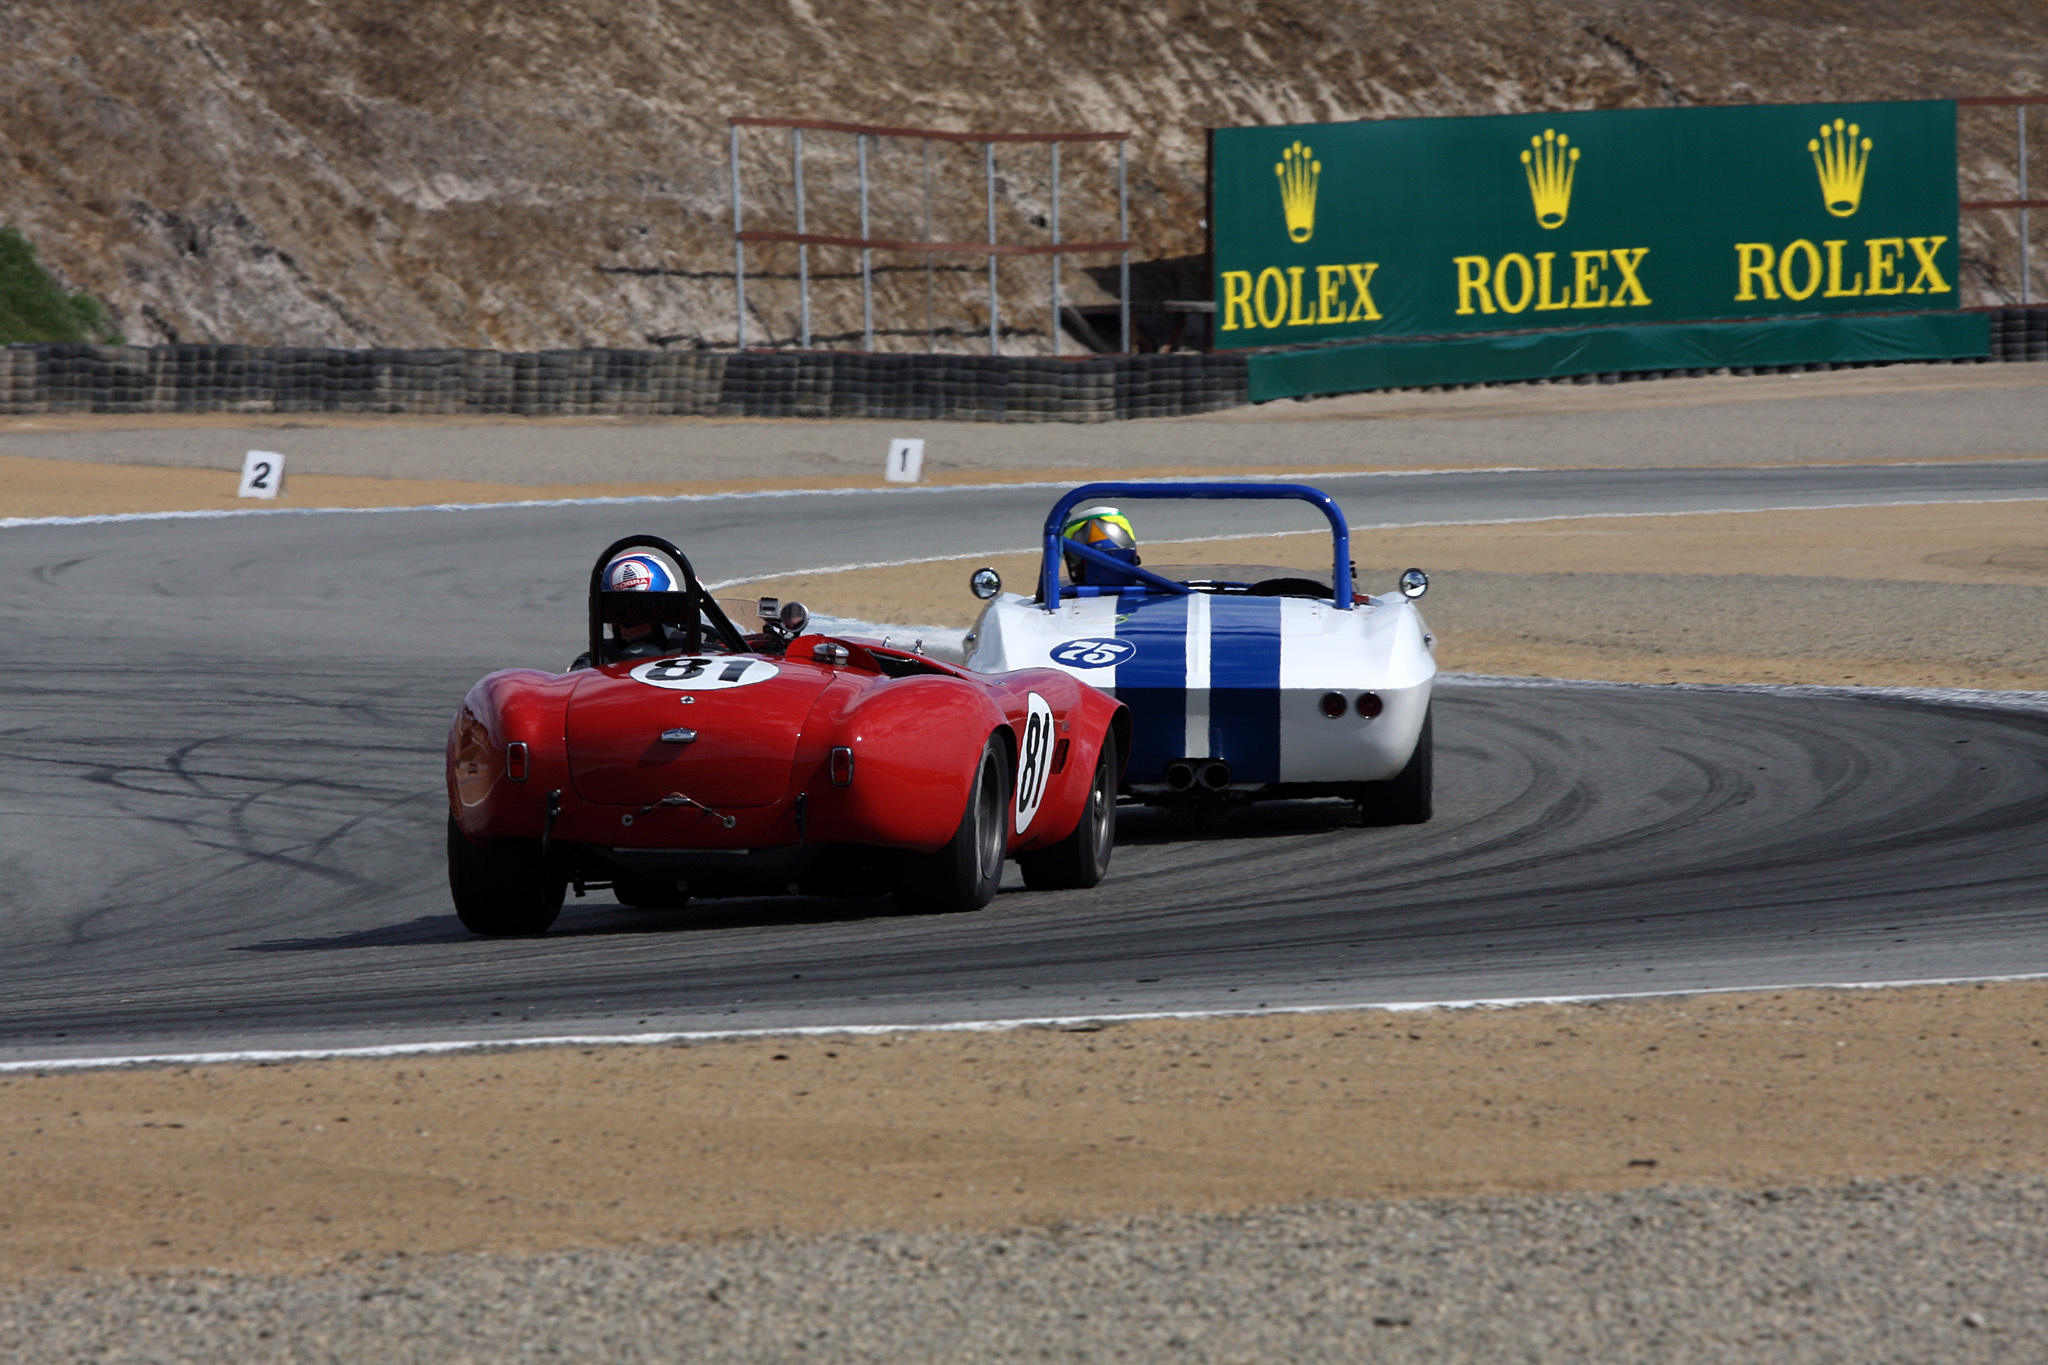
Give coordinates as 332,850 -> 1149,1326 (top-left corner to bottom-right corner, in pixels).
1039,482 -> 1355,611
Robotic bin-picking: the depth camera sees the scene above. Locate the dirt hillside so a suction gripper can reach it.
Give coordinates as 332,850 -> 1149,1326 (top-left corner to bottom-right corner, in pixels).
5,1 -> 2042,351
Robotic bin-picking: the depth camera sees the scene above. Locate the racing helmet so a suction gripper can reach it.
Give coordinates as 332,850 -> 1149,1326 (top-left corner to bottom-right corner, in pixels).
602,549 -> 681,594
602,547 -> 685,644
1060,505 -> 1140,585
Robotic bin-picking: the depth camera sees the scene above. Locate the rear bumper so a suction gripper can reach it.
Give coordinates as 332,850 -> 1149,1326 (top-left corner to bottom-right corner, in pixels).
1118,677 -> 1434,785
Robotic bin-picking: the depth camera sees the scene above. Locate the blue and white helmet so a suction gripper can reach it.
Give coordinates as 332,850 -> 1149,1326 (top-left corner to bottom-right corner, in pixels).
603,550 -> 680,593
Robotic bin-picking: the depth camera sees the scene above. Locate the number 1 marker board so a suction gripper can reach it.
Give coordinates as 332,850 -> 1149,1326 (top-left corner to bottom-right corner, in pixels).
885,438 -> 925,484
237,450 -> 285,499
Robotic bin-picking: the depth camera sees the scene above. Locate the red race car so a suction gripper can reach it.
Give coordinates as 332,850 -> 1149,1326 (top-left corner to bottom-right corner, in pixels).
446,535 -> 1128,935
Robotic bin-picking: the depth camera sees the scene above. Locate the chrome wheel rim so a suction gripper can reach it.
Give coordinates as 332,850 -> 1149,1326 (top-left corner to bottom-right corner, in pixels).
1088,751 -> 1113,851
974,754 -> 1005,882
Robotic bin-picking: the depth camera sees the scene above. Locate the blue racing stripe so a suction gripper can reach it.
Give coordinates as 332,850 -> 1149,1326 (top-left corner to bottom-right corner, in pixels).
1109,594 -> 1188,782
1207,598 -> 1283,783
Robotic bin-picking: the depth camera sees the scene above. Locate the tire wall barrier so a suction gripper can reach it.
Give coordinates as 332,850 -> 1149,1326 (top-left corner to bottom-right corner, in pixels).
0,345 -> 1249,423
1,309 -> 2037,422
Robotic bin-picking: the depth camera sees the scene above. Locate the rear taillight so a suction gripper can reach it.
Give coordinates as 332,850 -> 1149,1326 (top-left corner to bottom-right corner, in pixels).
830,746 -> 855,786
506,742 -> 530,781
1355,692 -> 1384,719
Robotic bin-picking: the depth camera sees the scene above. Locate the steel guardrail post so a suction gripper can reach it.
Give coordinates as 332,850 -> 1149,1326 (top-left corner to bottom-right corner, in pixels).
795,127 -> 810,350
730,124 -> 746,351
1118,140 -> 1131,355
859,132 -> 874,352
986,142 -> 999,356
1051,141 -> 1062,357
924,139 -> 936,353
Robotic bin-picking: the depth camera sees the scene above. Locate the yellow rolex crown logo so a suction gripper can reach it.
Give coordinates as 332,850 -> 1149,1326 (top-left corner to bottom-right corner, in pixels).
1520,128 -> 1579,230
1275,140 -> 1320,244
1809,117 -> 1872,218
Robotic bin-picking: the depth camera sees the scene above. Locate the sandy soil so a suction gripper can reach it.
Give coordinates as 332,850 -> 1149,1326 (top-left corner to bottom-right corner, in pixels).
736,500 -> 2048,618
6,365 -> 2047,493
3,982 -> 2043,1278
730,501 -> 2048,689
0,453 -> 1467,520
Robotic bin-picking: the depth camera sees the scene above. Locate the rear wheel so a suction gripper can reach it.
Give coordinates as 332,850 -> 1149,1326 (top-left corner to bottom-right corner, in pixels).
1356,705 -> 1433,826
1020,729 -> 1118,890
447,817 -> 566,935
894,735 -> 1009,913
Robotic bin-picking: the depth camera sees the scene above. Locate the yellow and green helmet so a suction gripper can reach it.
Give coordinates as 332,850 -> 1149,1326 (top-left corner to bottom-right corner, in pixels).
1060,504 -> 1138,583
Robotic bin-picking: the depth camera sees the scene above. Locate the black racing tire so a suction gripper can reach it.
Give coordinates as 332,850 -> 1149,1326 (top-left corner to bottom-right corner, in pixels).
447,817 -> 566,935
1357,704 -> 1434,827
1019,729 -> 1118,890
893,735 -> 1009,914
613,875 -> 691,910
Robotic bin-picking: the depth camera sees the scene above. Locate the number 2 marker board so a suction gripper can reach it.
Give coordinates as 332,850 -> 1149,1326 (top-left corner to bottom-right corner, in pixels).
237,450 -> 285,499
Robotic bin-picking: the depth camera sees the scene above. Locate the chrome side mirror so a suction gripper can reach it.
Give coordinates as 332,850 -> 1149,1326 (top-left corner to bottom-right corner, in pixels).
1398,568 -> 1429,600
778,600 -> 811,635
969,566 -> 1002,600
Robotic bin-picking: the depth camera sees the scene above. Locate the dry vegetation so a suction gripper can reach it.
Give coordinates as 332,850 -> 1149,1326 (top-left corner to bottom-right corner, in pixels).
3,1 -> 2043,351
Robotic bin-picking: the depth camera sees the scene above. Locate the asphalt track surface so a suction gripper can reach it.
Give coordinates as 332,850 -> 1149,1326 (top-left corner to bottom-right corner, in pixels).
6,460 -> 2048,1063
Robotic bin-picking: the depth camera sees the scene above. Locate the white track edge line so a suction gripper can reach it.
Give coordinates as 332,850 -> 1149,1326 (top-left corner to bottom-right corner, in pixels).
9,478 -> 2048,534
0,467 -> 1543,531
703,497 -> 2048,589
7,971 -> 2046,1074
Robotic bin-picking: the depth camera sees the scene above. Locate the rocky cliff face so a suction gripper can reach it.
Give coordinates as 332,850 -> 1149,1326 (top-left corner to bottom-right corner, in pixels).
4,1 -> 2042,351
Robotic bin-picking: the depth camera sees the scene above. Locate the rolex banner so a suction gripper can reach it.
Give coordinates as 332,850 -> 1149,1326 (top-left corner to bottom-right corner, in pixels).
1211,101 -> 1961,351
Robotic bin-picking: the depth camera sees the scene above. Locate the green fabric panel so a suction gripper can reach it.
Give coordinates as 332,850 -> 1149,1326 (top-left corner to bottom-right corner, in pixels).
1246,311 -> 1991,402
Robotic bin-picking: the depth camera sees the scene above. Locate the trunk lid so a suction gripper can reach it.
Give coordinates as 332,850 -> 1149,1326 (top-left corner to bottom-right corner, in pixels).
566,655 -> 834,808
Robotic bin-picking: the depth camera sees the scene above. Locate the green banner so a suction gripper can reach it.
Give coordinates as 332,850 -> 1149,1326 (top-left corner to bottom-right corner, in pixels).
1212,101 -> 1959,350
1246,313 -> 1990,402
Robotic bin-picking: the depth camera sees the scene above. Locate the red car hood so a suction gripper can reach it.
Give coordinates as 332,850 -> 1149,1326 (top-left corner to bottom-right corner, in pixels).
566,655 -> 835,808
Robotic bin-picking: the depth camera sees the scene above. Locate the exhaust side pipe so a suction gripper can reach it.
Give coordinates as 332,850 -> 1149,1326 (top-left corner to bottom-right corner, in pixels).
1196,759 -> 1233,792
1163,759 -> 1197,792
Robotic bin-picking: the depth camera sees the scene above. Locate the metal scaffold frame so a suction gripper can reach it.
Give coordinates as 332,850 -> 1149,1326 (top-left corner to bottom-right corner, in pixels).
1961,94 -> 2048,305
729,116 -> 1132,355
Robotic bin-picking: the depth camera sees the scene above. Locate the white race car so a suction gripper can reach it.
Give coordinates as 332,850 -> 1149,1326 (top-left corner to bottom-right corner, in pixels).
964,482 -> 1437,824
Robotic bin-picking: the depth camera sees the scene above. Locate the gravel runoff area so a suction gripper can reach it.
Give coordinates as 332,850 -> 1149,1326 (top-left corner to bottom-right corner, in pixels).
737,501 -> 2048,691
7,982 -> 2048,1359
5,1177 -> 2043,1362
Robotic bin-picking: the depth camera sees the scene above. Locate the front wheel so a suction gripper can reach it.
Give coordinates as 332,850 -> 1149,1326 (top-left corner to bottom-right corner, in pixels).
1356,705 -> 1433,827
894,735 -> 1009,913
1020,729 -> 1118,890
447,817 -> 566,935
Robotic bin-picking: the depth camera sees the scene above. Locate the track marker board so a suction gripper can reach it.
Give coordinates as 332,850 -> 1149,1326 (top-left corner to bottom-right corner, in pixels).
885,438 -> 925,484
237,450 -> 285,499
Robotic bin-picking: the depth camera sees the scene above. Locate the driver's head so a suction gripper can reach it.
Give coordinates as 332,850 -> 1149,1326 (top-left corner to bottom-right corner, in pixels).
1060,506 -> 1139,586
603,549 -> 682,645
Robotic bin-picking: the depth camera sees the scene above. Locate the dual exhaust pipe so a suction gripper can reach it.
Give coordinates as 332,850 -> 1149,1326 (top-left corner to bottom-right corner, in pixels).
1163,758 -> 1233,793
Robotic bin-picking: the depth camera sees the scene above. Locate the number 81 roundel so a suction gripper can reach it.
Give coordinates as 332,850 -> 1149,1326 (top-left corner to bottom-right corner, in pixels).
629,657 -> 781,690
1014,692 -> 1056,834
